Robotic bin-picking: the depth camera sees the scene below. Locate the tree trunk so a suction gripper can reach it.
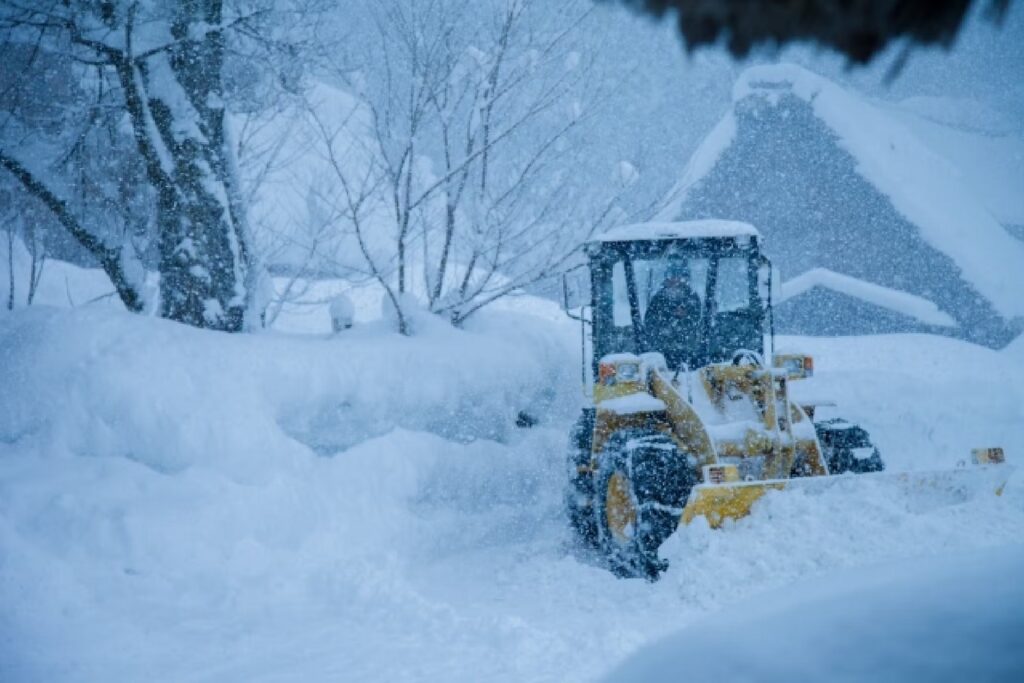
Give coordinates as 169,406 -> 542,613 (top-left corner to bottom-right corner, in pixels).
141,0 -> 249,331
5,227 -> 13,311
26,226 -> 43,305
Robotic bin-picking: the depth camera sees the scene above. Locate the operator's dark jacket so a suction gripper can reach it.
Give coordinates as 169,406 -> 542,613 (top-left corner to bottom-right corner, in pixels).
644,284 -> 702,370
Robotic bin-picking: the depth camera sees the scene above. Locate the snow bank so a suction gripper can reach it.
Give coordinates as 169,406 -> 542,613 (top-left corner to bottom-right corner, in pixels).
781,267 -> 957,327
0,306 -> 574,474
0,305 -> 577,681
785,333 -> 1024,471
658,63 -> 1024,320
605,545 -> 1024,682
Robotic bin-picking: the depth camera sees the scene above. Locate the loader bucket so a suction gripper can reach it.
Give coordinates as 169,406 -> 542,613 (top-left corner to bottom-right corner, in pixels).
681,480 -> 784,528
681,464 -> 1014,529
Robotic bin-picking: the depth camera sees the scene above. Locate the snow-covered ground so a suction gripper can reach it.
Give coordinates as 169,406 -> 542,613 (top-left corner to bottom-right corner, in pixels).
605,544 -> 1024,682
2,288 -> 1023,681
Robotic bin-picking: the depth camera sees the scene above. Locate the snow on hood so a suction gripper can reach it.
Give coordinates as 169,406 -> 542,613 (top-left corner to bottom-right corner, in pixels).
780,267 -> 957,328
657,63 -> 1024,320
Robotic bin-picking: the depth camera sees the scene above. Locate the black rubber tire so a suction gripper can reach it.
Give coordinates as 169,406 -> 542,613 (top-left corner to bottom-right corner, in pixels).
814,419 -> 886,474
564,409 -> 598,549
593,429 -> 696,580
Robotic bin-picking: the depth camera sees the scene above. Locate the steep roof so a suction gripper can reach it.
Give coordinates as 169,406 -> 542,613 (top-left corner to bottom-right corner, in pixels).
657,63 -> 1024,320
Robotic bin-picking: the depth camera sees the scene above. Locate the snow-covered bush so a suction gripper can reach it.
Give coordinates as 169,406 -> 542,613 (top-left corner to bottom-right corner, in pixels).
329,293 -> 355,332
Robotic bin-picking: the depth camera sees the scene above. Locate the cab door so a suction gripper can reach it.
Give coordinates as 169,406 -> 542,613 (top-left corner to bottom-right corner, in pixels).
708,254 -> 763,362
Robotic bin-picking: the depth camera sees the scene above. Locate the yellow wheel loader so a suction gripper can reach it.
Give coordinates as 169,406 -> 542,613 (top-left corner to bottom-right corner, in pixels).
563,220 -> 1009,579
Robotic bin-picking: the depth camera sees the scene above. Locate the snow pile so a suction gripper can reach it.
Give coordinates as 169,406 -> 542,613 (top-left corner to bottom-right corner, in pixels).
327,292 -> 354,331
657,63 -> 1024,320
785,333 -> 1024,471
0,305 -> 576,681
605,545 -> 1024,682
0,305 -> 573,472
781,267 -> 957,327
380,290 -> 428,334
263,268 -> 572,335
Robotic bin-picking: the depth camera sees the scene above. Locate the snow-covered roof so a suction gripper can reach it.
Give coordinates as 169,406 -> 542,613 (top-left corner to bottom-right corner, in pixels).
889,98 -> 1024,228
594,220 -> 759,243
779,268 -> 957,328
656,63 -> 1024,320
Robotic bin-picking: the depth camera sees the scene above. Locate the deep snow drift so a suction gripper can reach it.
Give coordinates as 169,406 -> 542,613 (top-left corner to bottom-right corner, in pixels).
605,545 -> 1024,682
1,303 -> 1023,682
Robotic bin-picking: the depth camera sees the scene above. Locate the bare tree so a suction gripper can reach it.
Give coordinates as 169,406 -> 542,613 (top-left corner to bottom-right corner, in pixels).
0,0 -> 324,329
1,186 -> 48,309
0,150 -> 146,312
312,0 -> 629,333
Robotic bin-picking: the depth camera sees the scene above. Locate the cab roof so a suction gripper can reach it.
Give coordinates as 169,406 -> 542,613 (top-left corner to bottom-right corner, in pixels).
594,219 -> 760,244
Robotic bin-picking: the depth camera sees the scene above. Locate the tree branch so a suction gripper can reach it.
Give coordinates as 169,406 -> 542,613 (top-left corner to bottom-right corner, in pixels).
0,150 -> 144,312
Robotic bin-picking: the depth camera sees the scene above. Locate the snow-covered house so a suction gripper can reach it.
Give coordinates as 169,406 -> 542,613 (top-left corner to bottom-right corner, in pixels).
657,63 -> 1024,347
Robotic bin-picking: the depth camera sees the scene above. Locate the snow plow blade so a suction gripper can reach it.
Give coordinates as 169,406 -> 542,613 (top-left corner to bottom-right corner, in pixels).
681,464 -> 1014,529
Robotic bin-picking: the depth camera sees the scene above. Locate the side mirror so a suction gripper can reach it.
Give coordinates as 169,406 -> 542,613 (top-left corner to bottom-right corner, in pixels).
561,272 -> 576,310
562,269 -> 591,324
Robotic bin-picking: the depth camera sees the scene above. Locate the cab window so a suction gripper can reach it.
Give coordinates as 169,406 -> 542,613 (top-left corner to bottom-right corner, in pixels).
715,256 -> 751,312
611,258 -> 709,327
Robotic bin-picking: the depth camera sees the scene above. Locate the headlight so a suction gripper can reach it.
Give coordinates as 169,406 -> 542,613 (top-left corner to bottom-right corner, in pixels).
598,354 -> 642,385
615,362 -> 640,382
773,353 -> 813,379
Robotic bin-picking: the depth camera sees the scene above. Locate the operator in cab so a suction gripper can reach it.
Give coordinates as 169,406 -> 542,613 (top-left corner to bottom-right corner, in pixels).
644,261 -> 703,371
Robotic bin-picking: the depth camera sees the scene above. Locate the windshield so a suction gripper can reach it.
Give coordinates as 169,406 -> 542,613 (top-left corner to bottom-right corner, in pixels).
612,257 -> 709,327
593,243 -> 762,371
